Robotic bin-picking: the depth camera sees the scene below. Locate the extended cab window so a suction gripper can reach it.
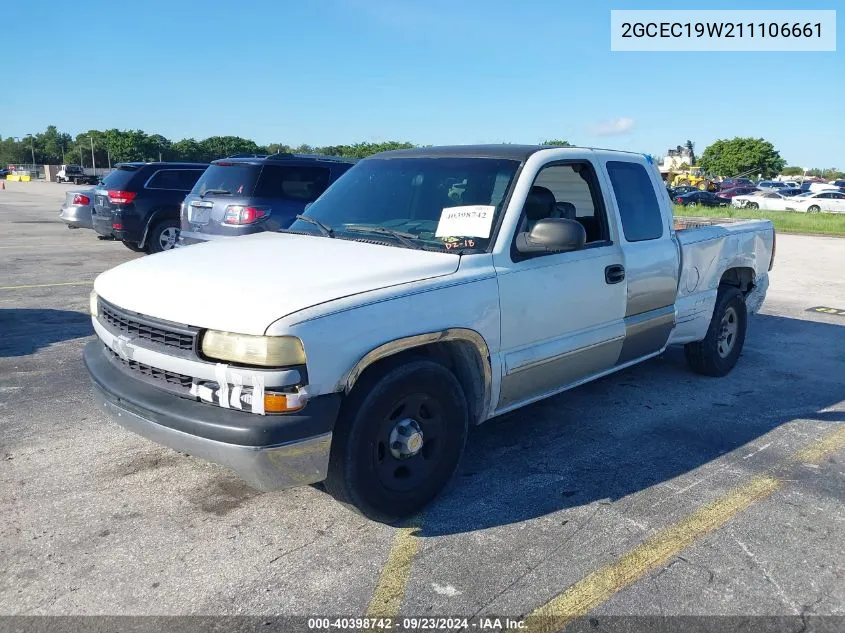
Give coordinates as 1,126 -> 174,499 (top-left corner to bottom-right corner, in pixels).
606,161 -> 664,242
254,166 -> 330,201
524,162 -> 610,245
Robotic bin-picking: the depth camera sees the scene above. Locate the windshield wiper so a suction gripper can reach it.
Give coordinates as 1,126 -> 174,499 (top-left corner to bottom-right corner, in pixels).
294,214 -> 334,237
201,188 -> 231,197
342,225 -> 423,250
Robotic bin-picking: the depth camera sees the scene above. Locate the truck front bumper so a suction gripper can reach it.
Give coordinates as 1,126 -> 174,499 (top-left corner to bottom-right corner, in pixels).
83,341 -> 340,491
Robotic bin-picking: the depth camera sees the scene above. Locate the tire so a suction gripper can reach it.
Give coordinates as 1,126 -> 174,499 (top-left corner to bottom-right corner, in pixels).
745,202 -> 759,210
324,358 -> 469,522
145,219 -> 179,254
685,286 -> 747,377
807,205 -> 821,214
122,241 -> 146,253
678,179 -> 690,187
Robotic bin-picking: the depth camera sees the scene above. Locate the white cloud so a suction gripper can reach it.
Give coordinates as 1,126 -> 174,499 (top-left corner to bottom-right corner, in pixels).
589,117 -> 635,136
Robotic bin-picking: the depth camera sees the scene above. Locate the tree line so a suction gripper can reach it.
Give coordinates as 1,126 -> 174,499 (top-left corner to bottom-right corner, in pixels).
0,126 -> 428,168
0,127 -> 574,168
4,127 -> 837,180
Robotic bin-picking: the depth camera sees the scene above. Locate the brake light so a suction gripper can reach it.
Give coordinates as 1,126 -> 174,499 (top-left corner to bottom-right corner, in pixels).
675,197 -> 683,204
107,190 -> 137,204
113,222 -> 123,230
72,194 -> 90,205
223,205 -> 271,225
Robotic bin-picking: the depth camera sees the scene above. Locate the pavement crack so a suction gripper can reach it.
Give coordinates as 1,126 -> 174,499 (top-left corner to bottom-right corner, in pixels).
465,503 -> 606,623
735,537 -> 800,615
268,535 -> 323,565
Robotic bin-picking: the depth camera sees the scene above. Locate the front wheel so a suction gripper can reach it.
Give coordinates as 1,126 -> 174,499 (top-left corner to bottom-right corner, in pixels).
325,359 -> 469,522
745,202 -> 759,210
807,205 -> 821,214
146,219 -> 179,254
685,286 -> 747,377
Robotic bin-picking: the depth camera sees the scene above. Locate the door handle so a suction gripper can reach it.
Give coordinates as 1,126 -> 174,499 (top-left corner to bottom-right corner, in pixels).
605,264 -> 625,284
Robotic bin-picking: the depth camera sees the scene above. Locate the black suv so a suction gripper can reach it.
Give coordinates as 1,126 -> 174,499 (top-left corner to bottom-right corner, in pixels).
91,162 -> 208,253
178,153 -> 355,246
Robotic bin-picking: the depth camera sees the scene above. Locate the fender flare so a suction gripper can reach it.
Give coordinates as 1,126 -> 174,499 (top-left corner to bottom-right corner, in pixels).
343,328 -> 493,421
139,207 -> 180,248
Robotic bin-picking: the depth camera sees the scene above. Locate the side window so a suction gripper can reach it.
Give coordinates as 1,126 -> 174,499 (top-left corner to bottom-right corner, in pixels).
177,170 -> 205,191
606,161 -> 664,242
254,165 -> 331,201
526,162 -> 610,245
146,170 -> 184,190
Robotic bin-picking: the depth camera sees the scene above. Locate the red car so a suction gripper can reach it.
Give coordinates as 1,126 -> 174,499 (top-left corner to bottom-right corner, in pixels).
716,186 -> 759,202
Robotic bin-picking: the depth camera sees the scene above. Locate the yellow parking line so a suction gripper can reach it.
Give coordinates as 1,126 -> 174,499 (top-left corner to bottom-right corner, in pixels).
522,424 -> 845,633
366,521 -> 422,618
792,424 -> 845,464
522,476 -> 781,633
0,281 -> 93,291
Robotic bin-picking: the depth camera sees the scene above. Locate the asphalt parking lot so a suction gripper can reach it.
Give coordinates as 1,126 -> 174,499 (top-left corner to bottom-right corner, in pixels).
1,180 -> 844,629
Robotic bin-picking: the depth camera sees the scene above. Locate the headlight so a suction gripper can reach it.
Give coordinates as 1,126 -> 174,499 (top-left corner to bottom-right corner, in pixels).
89,290 -> 99,318
201,331 -> 305,367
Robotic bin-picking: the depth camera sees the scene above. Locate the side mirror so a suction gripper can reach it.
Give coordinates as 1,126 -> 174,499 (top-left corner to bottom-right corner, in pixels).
515,218 -> 586,254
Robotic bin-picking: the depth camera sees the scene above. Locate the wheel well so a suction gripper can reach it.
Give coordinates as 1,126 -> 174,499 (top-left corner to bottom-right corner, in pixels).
140,207 -> 179,246
719,266 -> 755,294
350,340 -> 488,426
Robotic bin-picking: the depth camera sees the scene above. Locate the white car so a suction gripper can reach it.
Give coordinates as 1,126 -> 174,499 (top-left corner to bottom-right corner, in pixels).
785,190 -> 845,214
83,145 -> 774,521
732,191 -> 794,211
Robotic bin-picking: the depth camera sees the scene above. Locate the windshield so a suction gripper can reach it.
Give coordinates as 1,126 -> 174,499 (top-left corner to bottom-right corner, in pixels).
287,157 -> 520,252
191,163 -> 259,196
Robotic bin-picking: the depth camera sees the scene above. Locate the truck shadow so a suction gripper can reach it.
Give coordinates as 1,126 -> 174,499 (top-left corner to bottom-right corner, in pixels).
0,308 -> 93,357
418,313 -> 845,536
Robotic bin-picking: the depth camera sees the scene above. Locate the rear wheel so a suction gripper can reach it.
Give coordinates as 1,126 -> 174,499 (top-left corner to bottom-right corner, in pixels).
325,359 -> 468,522
685,286 -> 747,377
807,205 -> 821,213
146,219 -> 179,254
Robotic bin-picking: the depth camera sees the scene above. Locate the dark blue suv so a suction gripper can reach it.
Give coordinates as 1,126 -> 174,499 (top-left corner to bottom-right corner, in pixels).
178,153 -> 356,246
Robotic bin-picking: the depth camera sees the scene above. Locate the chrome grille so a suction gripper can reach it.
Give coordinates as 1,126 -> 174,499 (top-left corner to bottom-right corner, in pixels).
106,347 -> 192,388
100,301 -> 196,352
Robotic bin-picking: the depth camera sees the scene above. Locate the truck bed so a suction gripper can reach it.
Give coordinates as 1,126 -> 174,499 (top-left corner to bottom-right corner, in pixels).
668,218 -> 775,346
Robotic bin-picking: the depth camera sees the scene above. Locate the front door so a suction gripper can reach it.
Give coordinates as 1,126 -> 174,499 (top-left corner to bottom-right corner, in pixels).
493,159 -> 628,410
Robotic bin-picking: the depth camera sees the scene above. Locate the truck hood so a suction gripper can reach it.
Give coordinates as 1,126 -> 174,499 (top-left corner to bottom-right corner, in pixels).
95,232 -> 459,335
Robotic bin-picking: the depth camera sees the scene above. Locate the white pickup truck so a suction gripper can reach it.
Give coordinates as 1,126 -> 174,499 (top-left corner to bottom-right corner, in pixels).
84,145 -> 775,521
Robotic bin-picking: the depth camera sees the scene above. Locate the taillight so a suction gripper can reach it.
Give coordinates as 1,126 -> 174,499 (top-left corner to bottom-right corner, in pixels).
675,197 -> 683,204
223,205 -> 271,225
72,194 -> 90,205
113,222 -> 123,230
107,190 -> 137,204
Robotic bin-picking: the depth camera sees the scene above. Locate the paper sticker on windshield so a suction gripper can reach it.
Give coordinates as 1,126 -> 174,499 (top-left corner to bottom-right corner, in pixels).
435,205 -> 495,238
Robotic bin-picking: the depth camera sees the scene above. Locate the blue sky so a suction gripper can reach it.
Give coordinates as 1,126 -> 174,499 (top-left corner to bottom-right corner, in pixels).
1,0 -> 841,166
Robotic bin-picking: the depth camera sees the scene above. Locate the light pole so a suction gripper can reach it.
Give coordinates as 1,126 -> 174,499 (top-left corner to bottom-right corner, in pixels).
25,134 -> 35,167
88,136 -> 96,172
